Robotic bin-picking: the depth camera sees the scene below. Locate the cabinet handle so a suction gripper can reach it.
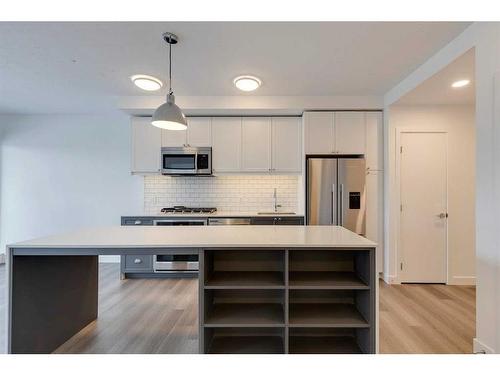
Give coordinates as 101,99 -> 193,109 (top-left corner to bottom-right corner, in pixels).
134,258 -> 142,264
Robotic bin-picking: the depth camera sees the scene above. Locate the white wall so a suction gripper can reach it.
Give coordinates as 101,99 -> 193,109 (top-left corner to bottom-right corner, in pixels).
385,104 -> 475,285
384,22 -> 500,353
0,113 -> 143,262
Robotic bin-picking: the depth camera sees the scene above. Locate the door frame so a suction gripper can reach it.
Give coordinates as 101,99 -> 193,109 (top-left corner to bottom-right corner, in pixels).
395,128 -> 449,283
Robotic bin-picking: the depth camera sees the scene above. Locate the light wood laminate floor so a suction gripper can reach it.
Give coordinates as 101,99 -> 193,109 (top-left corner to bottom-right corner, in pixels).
0,264 -> 475,354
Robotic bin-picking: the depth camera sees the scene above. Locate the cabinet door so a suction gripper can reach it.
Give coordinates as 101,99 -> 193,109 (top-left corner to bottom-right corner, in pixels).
304,112 -> 334,154
187,117 -> 211,147
241,117 -> 272,172
365,112 -> 383,171
161,127 -> 187,147
275,217 -> 304,225
272,117 -> 302,172
211,117 -> 242,172
131,117 -> 161,174
334,112 -> 366,154
250,217 -> 276,225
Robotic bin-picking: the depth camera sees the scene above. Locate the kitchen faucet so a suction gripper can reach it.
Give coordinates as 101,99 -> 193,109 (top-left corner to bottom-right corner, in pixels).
274,188 -> 282,213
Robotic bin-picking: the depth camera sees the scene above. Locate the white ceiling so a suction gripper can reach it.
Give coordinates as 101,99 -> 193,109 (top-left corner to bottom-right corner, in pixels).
0,22 -> 471,114
397,48 -> 475,106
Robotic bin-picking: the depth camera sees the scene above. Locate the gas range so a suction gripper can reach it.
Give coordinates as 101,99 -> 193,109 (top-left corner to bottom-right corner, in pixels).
160,206 -> 217,214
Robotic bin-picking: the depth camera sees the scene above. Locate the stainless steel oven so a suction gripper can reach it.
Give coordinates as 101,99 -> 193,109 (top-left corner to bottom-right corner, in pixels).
161,146 -> 212,175
152,218 -> 206,272
153,254 -> 199,272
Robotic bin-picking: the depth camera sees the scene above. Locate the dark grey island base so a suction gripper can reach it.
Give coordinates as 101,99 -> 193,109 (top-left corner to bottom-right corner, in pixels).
6,226 -> 376,354
119,215 -> 305,279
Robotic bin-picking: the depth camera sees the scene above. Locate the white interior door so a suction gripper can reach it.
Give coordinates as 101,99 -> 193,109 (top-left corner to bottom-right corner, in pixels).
400,132 -> 448,283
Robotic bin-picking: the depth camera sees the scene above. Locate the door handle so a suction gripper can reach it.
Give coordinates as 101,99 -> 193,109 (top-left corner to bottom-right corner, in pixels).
437,213 -> 448,219
339,184 -> 344,226
331,184 -> 335,225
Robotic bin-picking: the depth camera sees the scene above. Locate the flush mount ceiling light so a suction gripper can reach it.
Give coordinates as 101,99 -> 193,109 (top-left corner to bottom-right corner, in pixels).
451,79 -> 471,88
233,75 -> 262,92
130,74 -> 163,91
152,32 -> 187,131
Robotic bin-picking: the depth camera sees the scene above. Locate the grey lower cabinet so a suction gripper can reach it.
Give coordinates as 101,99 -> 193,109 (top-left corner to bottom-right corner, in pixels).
120,218 -> 154,278
250,216 -> 304,225
199,248 -> 375,354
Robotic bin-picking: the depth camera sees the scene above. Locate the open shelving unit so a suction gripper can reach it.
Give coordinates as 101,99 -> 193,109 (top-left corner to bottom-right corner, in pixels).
199,248 -> 375,354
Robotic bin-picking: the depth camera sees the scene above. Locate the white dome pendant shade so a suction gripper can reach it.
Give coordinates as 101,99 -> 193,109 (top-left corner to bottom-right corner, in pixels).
152,32 -> 187,131
152,93 -> 187,130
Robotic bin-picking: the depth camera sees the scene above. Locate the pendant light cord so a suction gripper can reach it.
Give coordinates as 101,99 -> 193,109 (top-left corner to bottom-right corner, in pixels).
168,36 -> 173,95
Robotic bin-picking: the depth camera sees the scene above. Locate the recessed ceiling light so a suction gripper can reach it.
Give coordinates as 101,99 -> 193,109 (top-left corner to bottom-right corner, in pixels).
451,79 -> 470,88
131,74 -> 163,91
233,75 -> 262,92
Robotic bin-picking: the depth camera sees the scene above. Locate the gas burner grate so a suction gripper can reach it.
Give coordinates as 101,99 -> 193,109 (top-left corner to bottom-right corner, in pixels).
161,206 -> 217,214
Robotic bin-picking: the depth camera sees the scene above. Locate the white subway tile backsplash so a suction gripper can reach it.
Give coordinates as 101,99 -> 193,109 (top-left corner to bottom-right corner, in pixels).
144,175 -> 299,214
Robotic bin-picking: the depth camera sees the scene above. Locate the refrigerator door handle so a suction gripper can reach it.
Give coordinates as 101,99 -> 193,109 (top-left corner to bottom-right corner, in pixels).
331,184 -> 335,225
339,183 -> 344,226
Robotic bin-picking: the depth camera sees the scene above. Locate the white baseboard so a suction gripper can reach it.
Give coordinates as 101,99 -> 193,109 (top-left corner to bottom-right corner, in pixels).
381,273 -> 399,284
98,255 -> 120,263
473,338 -> 495,354
450,276 -> 476,285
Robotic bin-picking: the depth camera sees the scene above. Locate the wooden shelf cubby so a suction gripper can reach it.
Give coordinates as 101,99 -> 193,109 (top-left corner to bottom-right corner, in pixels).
289,250 -> 371,289
288,289 -> 370,327
289,328 -> 368,354
203,250 -> 285,289
200,248 -> 375,354
205,327 -> 285,354
204,289 -> 285,327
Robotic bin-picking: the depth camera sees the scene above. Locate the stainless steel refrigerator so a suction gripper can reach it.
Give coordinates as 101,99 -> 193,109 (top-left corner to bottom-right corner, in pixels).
306,157 -> 366,235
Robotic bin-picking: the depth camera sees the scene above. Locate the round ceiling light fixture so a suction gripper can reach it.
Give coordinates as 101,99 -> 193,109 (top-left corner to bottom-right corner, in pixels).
233,75 -> 262,92
131,74 -> 163,91
152,32 -> 188,131
451,79 -> 470,88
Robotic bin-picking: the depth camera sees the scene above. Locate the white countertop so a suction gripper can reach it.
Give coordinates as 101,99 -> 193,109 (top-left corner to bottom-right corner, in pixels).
8,225 -> 375,249
123,211 -> 304,218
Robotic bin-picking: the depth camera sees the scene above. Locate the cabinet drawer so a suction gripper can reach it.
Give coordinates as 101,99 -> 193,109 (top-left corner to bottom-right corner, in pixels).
124,255 -> 153,271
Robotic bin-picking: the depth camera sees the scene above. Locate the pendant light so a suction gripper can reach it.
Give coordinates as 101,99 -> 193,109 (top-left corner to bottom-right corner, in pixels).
152,32 -> 187,130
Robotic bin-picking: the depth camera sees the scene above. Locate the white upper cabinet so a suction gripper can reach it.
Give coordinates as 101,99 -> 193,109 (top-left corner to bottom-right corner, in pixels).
304,112 -> 334,154
161,128 -> 187,147
365,112 -> 383,171
241,117 -> 272,172
186,117 -> 212,147
131,117 -> 161,174
211,117 -> 242,172
160,117 -> 212,147
304,111 -> 367,155
335,112 -> 366,155
272,117 -> 302,172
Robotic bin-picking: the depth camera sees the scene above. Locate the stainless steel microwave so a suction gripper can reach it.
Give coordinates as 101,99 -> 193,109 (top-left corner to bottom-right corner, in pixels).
161,147 -> 212,175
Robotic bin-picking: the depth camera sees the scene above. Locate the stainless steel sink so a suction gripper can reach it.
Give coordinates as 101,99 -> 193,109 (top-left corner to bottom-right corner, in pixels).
257,212 -> 296,215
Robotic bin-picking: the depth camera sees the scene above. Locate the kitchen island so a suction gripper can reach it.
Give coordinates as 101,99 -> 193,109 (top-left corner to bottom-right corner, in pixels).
6,225 -> 376,354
